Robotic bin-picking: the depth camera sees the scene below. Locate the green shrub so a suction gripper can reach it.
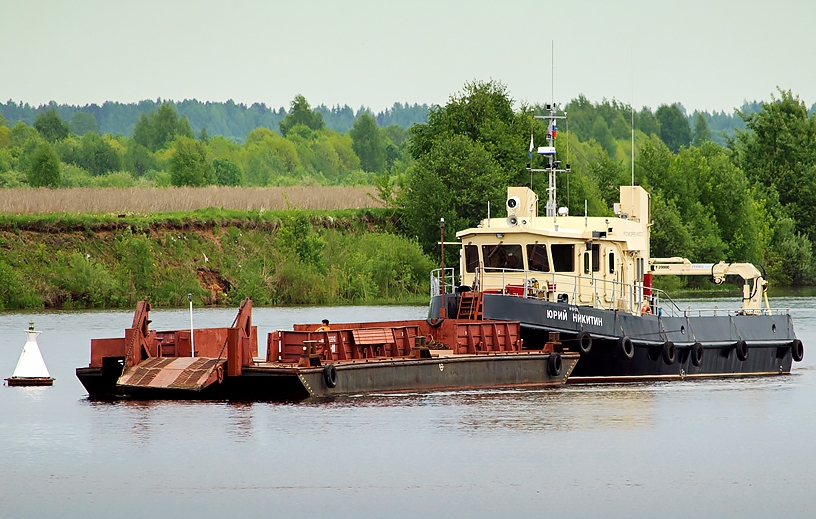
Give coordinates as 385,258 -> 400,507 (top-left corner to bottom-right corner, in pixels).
0,258 -> 40,309
56,252 -> 122,307
213,157 -> 242,186
27,143 -> 61,188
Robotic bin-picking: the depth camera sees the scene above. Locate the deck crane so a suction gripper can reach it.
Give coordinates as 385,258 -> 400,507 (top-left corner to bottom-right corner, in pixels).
649,257 -> 769,314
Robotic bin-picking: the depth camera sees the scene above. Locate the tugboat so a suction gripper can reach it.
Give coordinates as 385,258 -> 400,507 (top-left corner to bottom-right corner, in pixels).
429,106 -> 804,381
76,298 -> 578,400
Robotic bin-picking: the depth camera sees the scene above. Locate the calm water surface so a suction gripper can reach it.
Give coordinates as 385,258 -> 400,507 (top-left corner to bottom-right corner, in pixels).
1,298 -> 815,518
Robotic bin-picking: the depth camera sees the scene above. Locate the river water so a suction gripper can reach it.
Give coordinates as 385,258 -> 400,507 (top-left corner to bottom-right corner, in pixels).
1,297 -> 815,518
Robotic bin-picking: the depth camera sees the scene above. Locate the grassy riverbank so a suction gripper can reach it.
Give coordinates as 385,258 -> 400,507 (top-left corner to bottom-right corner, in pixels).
0,207 -> 434,310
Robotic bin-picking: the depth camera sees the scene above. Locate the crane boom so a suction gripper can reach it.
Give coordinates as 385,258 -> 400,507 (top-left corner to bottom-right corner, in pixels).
649,257 -> 768,314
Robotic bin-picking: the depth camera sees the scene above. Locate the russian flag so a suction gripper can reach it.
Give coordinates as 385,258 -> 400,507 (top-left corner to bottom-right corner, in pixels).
550,120 -> 557,139
529,133 -> 534,159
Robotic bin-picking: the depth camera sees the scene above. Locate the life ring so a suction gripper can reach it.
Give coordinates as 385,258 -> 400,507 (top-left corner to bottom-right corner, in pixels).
323,364 -> 337,388
547,353 -> 563,377
691,342 -> 704,367
791,339 -> 804,362
426,317 -> 445,327
662,341 -> 676,365
735,340 -> 749,361
619,336 -> 635,360
641,301 -> 652,315
577,332 -> 593,355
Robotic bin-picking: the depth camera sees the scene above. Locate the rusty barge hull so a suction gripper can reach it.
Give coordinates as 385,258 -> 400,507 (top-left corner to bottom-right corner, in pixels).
77,353 -> 577,401
76,298 -> 578,400
236,353 -> 577,400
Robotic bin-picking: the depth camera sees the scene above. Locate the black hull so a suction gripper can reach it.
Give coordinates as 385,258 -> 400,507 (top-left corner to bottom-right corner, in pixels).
76,353 -> 578,401
431,294 -> 801,381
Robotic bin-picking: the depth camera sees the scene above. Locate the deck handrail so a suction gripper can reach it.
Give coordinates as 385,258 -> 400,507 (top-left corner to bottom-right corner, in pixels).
432,267 -> 789,317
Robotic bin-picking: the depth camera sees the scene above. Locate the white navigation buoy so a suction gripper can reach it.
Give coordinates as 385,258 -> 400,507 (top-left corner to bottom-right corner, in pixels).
5,321 -> 54,386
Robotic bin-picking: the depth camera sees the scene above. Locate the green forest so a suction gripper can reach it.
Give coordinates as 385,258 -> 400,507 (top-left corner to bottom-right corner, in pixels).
0,81 -> 815,310
0,99 -> 430,141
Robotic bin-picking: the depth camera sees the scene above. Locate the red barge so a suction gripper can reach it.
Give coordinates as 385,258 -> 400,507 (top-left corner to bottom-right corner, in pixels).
76,298 -> 578,400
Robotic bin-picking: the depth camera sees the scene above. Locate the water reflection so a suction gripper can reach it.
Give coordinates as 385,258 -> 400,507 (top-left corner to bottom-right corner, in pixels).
225,402 -> 254,441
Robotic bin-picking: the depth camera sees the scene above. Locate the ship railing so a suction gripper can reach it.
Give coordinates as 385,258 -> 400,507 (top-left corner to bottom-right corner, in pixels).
473,267 -> 649,314
430,267 -> 456,297
675,307 -> 790,317
472,268 -> 714,317
452,267 -> 790,317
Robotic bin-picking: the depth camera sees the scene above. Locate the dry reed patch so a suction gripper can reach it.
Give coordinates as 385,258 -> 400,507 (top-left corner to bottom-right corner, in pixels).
0,186 -> 381,214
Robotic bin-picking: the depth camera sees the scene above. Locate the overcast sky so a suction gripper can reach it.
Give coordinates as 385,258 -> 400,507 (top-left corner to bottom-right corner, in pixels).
2,0 -> 815,114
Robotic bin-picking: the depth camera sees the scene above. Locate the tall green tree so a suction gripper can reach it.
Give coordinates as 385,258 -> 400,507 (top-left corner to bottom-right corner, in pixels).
655,104 -> 691,152
123,142 -> 158,176
213,157 -> 242,186
69,112 -> 101,135
279,95 -> 325,136
28,143 -> 61,187
133,104 -> 194,151
349,113 -> 385,172
409,80 -> 531,181
74,133 -> 122,176
635,107 -> 661,137
169,137 -> 212,187
34,109 -> 69,142
732,89 -> 816,240
402,134 -> 511,250
692,112 -> 712,145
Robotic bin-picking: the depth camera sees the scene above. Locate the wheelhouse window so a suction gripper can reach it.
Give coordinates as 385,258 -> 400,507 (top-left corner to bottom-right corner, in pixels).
551,244 -> 575,272
482,244 -> 523,270
608,251 -> 615,274
527,243 -> 550,272
464,245 -> 479,273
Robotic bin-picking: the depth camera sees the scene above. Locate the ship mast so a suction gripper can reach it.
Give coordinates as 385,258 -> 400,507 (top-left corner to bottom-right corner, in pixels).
530,107 -> 569,218
527,41 -> 570,219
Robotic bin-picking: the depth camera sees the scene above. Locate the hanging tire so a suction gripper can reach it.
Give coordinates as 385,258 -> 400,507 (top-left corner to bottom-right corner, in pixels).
791,339 -> 804,362
577,332 -> 593,355
662,341 -> 676,365
735,340 -> 749,362
426,317 -> 445,327
618,336 -> 634,360
323,364 -> 337,388
547,353 -> 563,377
691,342 -> 704,367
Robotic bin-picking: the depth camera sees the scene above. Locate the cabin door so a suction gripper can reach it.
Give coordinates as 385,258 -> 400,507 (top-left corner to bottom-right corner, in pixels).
577,244 -> 600,305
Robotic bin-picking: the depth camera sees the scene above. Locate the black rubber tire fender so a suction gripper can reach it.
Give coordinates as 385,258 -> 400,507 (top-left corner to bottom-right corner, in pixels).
426,317 -> 445,327
791,339 -> 804,362
618,336 -> 635,360
691,342 -> 704,367
662,341 -> 676,365
323,364 -> 337,388
577,332 -> 593,355
547,353 -> 563,377
735,340 -> 749,362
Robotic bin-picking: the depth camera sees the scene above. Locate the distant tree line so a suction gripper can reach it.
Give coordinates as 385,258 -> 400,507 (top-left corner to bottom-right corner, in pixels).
4,94 -> 805,147
0,99 -> 430,142
0,94 -> 412,191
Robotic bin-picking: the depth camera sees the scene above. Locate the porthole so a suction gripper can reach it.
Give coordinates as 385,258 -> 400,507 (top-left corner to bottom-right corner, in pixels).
772,323 -> 777,333
680,325 -> 685,335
